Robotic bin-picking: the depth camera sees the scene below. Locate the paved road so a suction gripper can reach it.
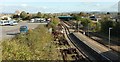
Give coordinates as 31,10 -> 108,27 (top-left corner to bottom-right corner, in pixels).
0,21 -> 47,41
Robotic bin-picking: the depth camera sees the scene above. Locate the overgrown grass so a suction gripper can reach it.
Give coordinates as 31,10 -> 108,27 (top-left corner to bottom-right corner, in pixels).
2,25 -> 60,60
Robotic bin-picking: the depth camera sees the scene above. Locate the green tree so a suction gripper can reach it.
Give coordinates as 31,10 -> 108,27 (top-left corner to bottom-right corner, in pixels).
12,15 -> 20,18
47,18 -> 60,28
81,18 -> 91,27
36,12 -> 42,18
73,15 -> 82,30
20,11 -> 28,20
25,14 -> 32,20
43,14 -> 48,18
112,22 -> 120,37
100,20 -> 115,34
74,15 -> 82,21
107,12 -> 110,15
78,12 -> 86,16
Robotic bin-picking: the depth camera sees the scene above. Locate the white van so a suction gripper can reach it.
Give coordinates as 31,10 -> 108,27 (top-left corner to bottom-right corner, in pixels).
0,20 -> 18,26
0,20 -> 9,26
9,20 -> 18,26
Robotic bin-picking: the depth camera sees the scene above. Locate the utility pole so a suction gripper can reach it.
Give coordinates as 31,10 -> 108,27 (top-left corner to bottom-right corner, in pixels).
109,27 -> 112,51
88,23 -> 90,36
77,21 -> 80,32
78,21 -> 79,32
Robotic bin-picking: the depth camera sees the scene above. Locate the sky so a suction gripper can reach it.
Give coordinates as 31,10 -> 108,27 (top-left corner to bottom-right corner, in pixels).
0,0 -> 120,13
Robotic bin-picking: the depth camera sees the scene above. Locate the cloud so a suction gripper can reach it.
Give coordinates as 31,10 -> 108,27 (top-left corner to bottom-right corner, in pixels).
42,6 -> 47,9
96,4 -> 100,6
21,4 -> 27,7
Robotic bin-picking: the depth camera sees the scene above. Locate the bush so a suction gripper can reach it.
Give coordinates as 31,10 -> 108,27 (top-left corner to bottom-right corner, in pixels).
2,25 -> 56,60
100,20 -> 115,34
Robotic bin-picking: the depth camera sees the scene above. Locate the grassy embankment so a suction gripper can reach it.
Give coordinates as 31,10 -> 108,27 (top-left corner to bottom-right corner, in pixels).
2,25 -> 62,60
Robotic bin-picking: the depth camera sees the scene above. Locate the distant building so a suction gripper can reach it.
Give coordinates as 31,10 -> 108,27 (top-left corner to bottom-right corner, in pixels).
15,10 -> 21,15
0,16 -> 11,20
112,15 -> 120,22
89,15 -> 101,22
90,16 -> 97,20
58,16 -> 74,21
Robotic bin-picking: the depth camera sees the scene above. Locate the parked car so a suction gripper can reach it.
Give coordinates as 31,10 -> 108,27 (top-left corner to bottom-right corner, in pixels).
29,19 -> 35,23
0,20 -> 18,26
9,20 -> 18,26
0,20 -> 9,26
20,25 -> 28,33
29,18 -> 46,23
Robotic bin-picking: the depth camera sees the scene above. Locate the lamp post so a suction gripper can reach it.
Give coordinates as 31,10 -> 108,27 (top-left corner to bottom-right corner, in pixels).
88,23 -> 90,36
109,27 -> 112,51
77,21 -> 80,32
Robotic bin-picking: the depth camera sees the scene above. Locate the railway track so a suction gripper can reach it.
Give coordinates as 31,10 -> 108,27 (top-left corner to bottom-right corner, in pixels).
65,22 -> 120,62
61,21 -> 112,62
61,22 -> 92,62
53,24 -> 89,61
63,21 -> 119,53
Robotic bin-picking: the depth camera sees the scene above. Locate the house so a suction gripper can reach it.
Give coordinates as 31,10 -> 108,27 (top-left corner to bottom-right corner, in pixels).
112,15 -> 120,22
89,15 -> 101,22
0,16 -> 11,20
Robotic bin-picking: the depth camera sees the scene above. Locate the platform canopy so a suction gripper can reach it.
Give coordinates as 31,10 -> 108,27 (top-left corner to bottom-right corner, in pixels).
58,16 -> 74,21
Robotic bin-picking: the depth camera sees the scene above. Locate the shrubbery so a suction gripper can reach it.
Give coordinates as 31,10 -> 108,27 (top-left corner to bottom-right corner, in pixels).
100,20 -> 120,37
2,25 -> 57,60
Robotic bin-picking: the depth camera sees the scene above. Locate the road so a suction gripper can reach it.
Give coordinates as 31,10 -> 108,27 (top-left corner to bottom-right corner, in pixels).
0,21 -> 47,41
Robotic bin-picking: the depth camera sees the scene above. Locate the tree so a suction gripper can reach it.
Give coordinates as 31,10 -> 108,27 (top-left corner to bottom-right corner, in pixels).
36,12 -> 42,18
112,22 -> 120,37
100,20 -> 115,34
43,14 -> 48,18
20,11 -> 28,20
78,12 -> 85,16
13,15 -> 20,18
74,15 -> 81,21
81,18 -> 91,27
107,12 -> 110,15
47,17 -> 60,28
73,15 -> 81,30
25,14 -> 33,20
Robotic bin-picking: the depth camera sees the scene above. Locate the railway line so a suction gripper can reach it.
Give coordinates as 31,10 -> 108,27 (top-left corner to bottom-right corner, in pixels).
61,21 -> 119,62
63,20 -> 119,53
62,22 -> 120,62
53,23 -> 90,61
61,22 -> 92,62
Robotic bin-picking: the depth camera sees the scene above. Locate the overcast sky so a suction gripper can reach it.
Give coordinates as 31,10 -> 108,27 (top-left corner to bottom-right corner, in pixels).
1,0 -> 119,2
0,0 -> 119,13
